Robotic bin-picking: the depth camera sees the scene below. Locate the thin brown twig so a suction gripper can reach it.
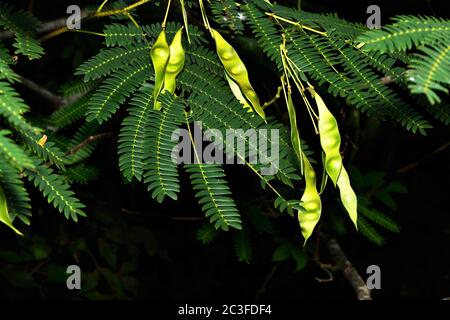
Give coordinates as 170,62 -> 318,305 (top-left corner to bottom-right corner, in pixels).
262,85 -> 283,110
18,75 -> 64,108
66,132 -> 112,155
0,11 -> 90,40
39,0 -> 151,42
320,231 -> 372,300
314,264 -> 334,283
17,74 -> 84,110
312,226 -> 337,282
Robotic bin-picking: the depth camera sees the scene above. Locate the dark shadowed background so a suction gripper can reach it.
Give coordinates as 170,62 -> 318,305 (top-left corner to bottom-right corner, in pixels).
0,0 -> 448,300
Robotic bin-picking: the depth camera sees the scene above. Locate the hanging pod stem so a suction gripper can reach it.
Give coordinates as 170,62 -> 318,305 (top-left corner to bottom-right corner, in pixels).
163,27 -> 185,95
298,153 -> 321,244
210,28 -> 266,121
280,71 -> 303,173
151,30 -> 170,110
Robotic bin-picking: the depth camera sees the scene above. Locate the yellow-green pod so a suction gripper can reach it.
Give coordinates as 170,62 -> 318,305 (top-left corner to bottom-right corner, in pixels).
315,91 -> 342,186
337,166 -> 358,229
210,28 -> 266,120
225,72 -> 252,112
0,184 -> 22,235
150,30 -> 170,110
298,153 -> 321,245
163,27 -> 185,95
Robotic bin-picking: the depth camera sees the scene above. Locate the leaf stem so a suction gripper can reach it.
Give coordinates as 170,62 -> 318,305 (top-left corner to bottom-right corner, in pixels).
266,12 -> 327,36
162,0 -> 172,29
40,0 -> 152,41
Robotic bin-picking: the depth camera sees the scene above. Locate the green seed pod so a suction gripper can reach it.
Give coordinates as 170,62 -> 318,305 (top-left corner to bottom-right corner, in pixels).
314,91 -> 357,229
151,30 -> 170,110
315,91 -> 342,186
298,153 -> 321,244
337,166 -> 358,229
163,27 -> 185,95
225,72 -> 252,112
210,28 -> 266,120
0,184 -> 22,235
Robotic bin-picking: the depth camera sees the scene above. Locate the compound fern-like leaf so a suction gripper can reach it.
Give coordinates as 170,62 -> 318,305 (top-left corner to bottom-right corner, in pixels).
144,93 -> 184,202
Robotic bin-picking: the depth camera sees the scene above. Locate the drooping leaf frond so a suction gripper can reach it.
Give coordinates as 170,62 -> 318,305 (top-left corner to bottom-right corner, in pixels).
232,228 -> 253,263
358,215 -> 385,246
185,45 -> 224,77
178,65 -> 298,186
185,163 -> 241,231
143,93 -> 184,201
211,0 -> 245,34
426,103 -> 450,125
0,130 -> 34,169
244,3 -> 282,68
51,95 -> 90,129
65,122 -> 103,165
26,160 -> 86,221
86,59 -> 151,123
0,159 -> 31,225
103,22 -> 206,47
76,44 -> 150,81
58,78 -> 102,98
64,164 -> 100,185
356,16 -> 450,104
0,3 -> 44,59
360,205 -> 400,233
0,55 -> 19,82
18,128 -> 67,170
118,84 -> 154,182
357,15 -> 450,53
0,80 -> 30,127
196,222 -> 220,244
408,43 -> 450,105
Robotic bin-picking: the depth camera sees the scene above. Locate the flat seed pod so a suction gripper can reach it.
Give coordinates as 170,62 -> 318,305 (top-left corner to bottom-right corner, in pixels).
315,91 -> 342,186
225,72 -> 252,112
163,27 -> 185,95
210,28 -> 266,120
0,184 -> 22,235
298,153 -> 321,244
150,30 -> 170,110
336,166 -> 358,229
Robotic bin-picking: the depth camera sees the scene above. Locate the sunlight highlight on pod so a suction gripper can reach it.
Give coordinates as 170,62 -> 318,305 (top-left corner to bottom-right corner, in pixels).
163,27 -> 185,94
0,184 -> 22,235
298,153 -> 321,244
210,28 -> 266,121
314,91 -> 342,186
150,30 -> 170,110
151,27 -> 185,110
337,166 -> 358,229
313,90 -> 358,230
225,72 -> 253,112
